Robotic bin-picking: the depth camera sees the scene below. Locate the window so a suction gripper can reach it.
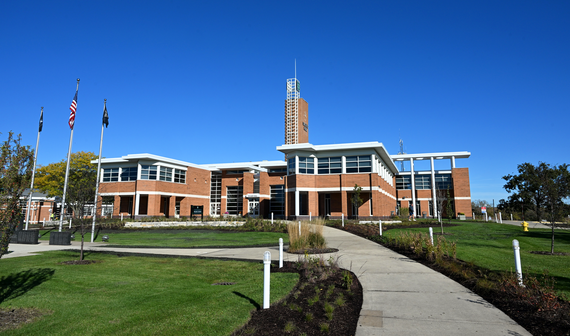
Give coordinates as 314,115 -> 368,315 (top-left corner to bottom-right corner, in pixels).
435,174 -> 453,189
298,157 -> 314,174
141,165 -> 157,180
287,158 -> 296,175
103,168 -> 119,182
269,168 -> 287,173
270,185 -> 285,217
210,172 -> 222,202
160,167 -> 173,182
226,170 -> 247,175
121,167 -> 137,181
415,175 -> 431,190
317,157 -> 342,174
346,155 -> 371,173
226,186 -> 243,215
396,176 -> 411,190
174,169 -> 186,183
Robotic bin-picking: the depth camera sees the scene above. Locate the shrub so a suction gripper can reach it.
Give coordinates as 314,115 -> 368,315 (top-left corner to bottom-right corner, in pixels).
287,219 -> 326,252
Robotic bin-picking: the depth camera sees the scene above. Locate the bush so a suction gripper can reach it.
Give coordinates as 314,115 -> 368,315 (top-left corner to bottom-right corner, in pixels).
288,218 -> 327,252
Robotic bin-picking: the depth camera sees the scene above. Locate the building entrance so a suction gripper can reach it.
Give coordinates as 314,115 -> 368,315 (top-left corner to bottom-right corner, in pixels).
248,198 -> 259,217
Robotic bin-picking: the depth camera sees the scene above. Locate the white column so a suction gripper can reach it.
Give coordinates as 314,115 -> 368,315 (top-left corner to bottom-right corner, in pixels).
430,157 -> 437,218
410,158 -> 416,218
295,190 -> 300,217
341,156 -> 346,174
135,192 -> 140,216
451,156 -> 456,169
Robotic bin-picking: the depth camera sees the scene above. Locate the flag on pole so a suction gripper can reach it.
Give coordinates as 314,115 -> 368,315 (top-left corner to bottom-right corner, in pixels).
39,108 -> 43,132
102,101 -> 109,128
69,90 -> 78,129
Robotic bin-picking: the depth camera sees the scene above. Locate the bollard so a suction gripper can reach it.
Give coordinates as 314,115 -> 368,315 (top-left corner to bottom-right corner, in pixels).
69,218 -> 72,229
472,212 -> 475,221
512,240 -> 523,286
342,213 -> 344,227
309,212 -> 312,221
121,213 -> 123,221
279,238 -> 283,268
511,214 -> 513,221
378,220 -> 382,236
495,214 -> 498,223
263,251 -> 271,309
271,213 -> 274,225
298,221 -> 301,236
429,227 -> 434,245
499,212 -> 502,223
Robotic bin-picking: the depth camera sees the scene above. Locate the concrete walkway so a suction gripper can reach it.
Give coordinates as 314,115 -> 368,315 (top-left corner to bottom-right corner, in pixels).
5,227 -> 532,336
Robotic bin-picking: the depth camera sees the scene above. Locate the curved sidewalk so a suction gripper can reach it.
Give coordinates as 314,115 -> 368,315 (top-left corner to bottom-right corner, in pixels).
5,226 -> 532,335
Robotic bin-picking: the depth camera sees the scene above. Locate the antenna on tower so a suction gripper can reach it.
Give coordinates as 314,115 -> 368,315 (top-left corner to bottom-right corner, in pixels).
295,59 -> 296,79
398,131 -> 405,171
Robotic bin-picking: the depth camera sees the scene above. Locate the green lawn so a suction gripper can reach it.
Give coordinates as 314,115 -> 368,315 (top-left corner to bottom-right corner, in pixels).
0,251 -> 298,335
39,230 -> 289,248
384,221 -> 570,297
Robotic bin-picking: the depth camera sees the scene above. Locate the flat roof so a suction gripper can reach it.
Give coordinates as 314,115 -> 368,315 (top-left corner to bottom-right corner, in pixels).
391,151 -> 471,160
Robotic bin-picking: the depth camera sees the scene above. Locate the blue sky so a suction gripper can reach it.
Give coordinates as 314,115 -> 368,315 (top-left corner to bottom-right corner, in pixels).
2,1 -> 569,204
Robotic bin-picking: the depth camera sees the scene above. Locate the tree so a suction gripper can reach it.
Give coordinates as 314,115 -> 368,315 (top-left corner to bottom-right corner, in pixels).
542,164 -> 570,253
35,151 -> 97,260
0,132 -> 34,259
351,184 -> 363,218
435,189 -> 448,233
502,163 -> 550,221
502,162 -> 570,253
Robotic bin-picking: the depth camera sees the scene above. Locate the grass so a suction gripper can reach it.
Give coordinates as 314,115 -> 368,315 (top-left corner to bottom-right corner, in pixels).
0,251 -> 298,335
38,229 -> 288,248
383,220 -> 570,297
287,218 -> 326,252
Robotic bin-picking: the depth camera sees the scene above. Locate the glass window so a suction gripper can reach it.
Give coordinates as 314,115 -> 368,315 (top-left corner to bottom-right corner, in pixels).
415,175 -> 431,190
288,158 -> 296,175
226,186 -> 243,215
141,165 -> 157,180
269,168 -> 287,173
121,167 -> 137,181
270,185 -> 285,217
298,157 -> 314,174
435,174 -> 453,189
226,170 -> 248,175
317,157 -> 342,174
346,155 -> 371,173
159,167 -> 173,182
174,169 -> 186,183
210,172 -> 222,202
396,176 -> 411,190
103,168 -> 119,182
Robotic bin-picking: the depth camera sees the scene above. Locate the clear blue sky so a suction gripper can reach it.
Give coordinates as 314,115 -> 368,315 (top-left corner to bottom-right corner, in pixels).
2,1 -> 569,204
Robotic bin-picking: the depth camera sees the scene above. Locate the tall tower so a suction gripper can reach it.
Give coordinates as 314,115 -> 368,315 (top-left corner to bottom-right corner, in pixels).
285,73 -> 309,144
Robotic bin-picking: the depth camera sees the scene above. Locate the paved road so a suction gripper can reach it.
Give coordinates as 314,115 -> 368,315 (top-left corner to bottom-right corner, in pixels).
6,227 -> 532,336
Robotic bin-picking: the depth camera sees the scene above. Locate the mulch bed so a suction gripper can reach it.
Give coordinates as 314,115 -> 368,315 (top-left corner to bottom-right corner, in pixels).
0,308 -> 49,332
232,262 -> 362,336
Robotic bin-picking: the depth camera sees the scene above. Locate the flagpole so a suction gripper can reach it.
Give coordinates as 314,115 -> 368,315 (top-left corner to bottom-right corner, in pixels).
25,107 -> 43,230
91,99 -> 106,242
59,79 -> 80,232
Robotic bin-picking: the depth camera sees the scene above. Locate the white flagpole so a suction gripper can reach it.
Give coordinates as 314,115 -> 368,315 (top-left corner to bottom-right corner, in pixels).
25,107 -> 43,230
59,79 -> 80,232
91,99 -> 106,242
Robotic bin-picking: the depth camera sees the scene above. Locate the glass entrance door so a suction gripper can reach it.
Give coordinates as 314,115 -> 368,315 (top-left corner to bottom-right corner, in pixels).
248,198 -> 259,217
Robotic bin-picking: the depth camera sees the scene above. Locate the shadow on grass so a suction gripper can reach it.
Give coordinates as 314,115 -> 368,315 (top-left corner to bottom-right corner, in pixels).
0,268 -> 55,304
232,291 -> 260,310
523,230 -> 570,245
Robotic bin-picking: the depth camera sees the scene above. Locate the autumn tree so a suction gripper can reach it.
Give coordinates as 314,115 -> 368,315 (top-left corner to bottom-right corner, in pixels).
351,184 -> 363,218
0,132 -> 34,259
35,151 -> 97,260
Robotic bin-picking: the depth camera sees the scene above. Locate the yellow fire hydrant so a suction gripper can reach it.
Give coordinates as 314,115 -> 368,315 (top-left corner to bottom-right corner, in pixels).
522,221 -> 529,232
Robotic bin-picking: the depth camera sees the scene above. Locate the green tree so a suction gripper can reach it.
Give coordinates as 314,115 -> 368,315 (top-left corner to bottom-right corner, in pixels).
351,184 -> 363,218
542,164 -> 570,253
0,132 -> 34,258
502,162 -> 549,221
35,151 -> 97,260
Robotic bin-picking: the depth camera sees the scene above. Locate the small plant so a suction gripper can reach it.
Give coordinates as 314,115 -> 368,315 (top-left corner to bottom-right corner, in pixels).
307,294 -> 320,306
335,294 -> 346,307
342,270 -> 353,290
324,301 -> 335,320
288,303 -> 302,312
319,322 -> 330,333
283,321 -> 295,333
304,312 -> 313,322
325,284 -> 334,299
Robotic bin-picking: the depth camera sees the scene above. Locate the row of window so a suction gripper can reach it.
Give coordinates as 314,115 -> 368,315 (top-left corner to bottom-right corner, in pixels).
102,166 -> 186,184
395,174 -> 453,190
288,155 -> 373,175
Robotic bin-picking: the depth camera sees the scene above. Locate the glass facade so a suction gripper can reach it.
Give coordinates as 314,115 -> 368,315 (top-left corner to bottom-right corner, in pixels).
317,157 -> 342,174
270,185 -> 285,217
435,174 -> 453,189
298,157 -> 314,174
346,155 -> 371,173
159,167 -> 173,181
121,167 -> 137,181
174,169 -> 186,183
141,165 -> 157,180
102,168 -> 119,182
396,176 -> 411,190
226,186 -> 243,215
414,175 -> 431,190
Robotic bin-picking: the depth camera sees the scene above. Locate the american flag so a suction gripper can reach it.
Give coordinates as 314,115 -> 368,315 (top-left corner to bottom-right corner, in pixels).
69,91 -> 78,129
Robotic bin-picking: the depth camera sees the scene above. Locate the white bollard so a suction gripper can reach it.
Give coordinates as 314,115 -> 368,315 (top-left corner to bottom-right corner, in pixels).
512,239 -> 523,286
342,213 -> 344,227
69,218 -> 72,229
511,214 -> 513,221
499,212 -> 502,223
121,213 -> 123,221
271,213 -> 274,225
279,238 -> 283,268
43,218 -> 45,226
379,220 -> 382,236
263,251 -> 271,309
309,212 -> 311,221
472,212 -> 475,220
298,221 -> 301,236
485,213 -> 488,222
429,227 -> 434,245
